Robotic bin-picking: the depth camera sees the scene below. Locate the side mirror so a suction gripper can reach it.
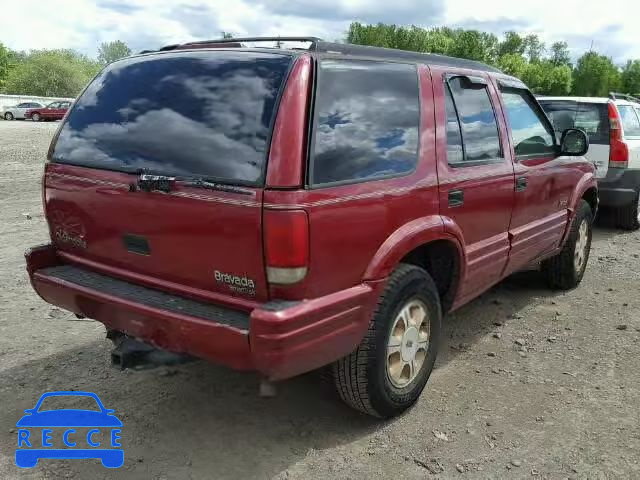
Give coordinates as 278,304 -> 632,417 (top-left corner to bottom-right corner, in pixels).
560,128 -> 589,156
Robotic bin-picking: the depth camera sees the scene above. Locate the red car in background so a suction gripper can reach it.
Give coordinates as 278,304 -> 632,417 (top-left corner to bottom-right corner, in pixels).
25,101 -> 72,122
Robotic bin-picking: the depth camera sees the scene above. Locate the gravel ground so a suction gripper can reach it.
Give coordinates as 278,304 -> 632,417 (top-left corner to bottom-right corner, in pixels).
1,120 -> 639,479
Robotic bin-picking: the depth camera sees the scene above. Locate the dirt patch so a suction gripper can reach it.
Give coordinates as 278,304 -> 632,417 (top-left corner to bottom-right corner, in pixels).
1,120 -> 639,479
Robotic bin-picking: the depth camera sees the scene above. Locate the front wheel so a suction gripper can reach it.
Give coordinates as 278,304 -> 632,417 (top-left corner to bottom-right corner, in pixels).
332,264 -> 442,418
542,199 -> 593,290
31,113 -> 41,122
4,112 -> 14,120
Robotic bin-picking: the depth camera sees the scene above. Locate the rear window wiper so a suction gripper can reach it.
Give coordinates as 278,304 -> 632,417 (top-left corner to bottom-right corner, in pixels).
182,178 -> 255,196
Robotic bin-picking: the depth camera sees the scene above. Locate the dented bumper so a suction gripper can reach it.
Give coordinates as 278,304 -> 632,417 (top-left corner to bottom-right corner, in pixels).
26,244 -> 382,380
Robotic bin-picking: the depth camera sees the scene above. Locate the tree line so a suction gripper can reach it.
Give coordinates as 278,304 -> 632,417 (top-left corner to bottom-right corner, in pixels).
2,27 -> 640,98
0,40 -> 131,97
347,23 -> 640,97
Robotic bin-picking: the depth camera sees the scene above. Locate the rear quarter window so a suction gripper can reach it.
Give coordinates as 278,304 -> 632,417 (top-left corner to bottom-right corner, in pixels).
310,59 -> 420,186
52,51 -> 292,185
618,105 -> 640,137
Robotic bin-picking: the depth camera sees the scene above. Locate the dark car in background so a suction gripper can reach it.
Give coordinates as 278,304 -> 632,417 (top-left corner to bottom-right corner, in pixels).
25,101 -> 72,122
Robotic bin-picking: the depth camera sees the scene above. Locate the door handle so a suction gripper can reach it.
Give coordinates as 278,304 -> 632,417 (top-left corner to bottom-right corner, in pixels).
448,189 -> 464,207
515,177 -> 527,192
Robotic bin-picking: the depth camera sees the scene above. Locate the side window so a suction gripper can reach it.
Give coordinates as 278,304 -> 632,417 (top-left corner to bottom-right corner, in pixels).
60,102 -> 71,108
447,76 -> 501,164
311,60 -> 420,186
17,103 -> 29,108
47,102 -> 59,109
618,105 -> 640,137
444,85 -> 464,164
500,88 -> 555,158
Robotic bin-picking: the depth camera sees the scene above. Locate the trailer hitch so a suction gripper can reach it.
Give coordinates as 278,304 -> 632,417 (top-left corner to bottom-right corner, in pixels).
109,331 -> 194,370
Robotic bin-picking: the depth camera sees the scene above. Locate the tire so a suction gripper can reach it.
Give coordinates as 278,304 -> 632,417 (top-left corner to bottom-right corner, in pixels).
332,264 -> 442,418
615,190 -> 640,231
31,113 -> 41,122
542,199 -> 593,290
4,112 -> 13,120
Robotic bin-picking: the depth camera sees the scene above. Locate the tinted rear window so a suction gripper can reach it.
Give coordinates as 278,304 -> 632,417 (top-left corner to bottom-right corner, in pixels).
310,60 -> 420,185
539,100 -> 610,144
52,51 -> 292,185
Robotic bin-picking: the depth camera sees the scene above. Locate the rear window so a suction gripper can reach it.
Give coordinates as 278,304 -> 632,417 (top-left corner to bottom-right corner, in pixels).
618,105 -> 640,137
52,51 -> 292,185
310,60 -> 420,186
539,100 -> 610,145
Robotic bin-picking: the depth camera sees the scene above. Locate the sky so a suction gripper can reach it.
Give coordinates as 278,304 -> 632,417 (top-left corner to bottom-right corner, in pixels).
1,0 -> 639,63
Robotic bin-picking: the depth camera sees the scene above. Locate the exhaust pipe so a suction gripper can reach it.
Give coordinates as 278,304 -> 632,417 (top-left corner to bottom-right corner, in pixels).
109,332 -> 194,370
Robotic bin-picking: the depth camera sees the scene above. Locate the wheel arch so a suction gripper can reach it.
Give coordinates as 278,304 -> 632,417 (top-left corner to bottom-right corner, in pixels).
363,216 -> 465,313
570,173 -> 598,218
581,185 -> 598,220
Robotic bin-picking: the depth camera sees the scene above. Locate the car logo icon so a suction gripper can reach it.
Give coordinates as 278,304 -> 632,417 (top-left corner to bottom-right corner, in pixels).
15,391 -> 123,468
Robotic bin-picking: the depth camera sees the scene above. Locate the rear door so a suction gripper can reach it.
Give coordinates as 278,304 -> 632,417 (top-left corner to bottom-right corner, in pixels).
618,103 -> 640,167
15,102 -> 31,118
496,82 -> 569,274
46,50 -> 295,303
432,67 -> 515,301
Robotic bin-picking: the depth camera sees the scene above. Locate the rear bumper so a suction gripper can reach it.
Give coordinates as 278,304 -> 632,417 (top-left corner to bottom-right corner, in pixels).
26,244 -> 382,380
598,168 -> 640,207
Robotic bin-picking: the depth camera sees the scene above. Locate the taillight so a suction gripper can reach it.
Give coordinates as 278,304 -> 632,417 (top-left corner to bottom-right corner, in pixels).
264,210 -> 309,285
608,102 -> 629,168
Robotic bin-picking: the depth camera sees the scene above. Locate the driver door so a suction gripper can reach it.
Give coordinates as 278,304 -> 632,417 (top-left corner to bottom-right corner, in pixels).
494,80 -> 570,275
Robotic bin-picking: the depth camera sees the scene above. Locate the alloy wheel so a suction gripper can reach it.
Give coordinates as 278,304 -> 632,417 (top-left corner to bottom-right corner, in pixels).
387,299 -> 430,388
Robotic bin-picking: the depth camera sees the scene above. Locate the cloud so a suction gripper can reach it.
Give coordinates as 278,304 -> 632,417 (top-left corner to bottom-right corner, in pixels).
452,16 -> 532,35
96,0 -> 143,15
263,0 -> 445,25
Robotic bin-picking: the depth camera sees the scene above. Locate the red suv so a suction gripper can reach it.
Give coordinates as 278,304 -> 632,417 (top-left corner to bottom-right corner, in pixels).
26,37 -> 597,418
26,101 -> 72,122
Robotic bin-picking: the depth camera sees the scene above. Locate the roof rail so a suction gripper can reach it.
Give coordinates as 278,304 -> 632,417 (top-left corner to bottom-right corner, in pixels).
154,36 -> 323,53
609,91 -> 640,103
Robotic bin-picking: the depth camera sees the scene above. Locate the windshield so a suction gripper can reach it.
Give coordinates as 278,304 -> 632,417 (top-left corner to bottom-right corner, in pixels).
52,50 -> 292,185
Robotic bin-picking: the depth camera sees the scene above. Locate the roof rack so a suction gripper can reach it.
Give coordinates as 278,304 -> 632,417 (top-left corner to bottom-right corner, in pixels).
609,92 -> 640,103
140,36 -> 502,73
154,36 -> 323,53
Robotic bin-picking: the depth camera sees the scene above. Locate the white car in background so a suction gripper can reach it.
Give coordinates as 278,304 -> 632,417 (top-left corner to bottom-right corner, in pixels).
539,93 -> 640,230
2,101 -> 45,120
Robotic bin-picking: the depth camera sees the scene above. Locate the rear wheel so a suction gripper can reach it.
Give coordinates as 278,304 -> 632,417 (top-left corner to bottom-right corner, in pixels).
332,264 -> 441,418
542,199 -> 593,289
4,112 -> 13,120
31,112 -> 41,122
615,190 -> 640,231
